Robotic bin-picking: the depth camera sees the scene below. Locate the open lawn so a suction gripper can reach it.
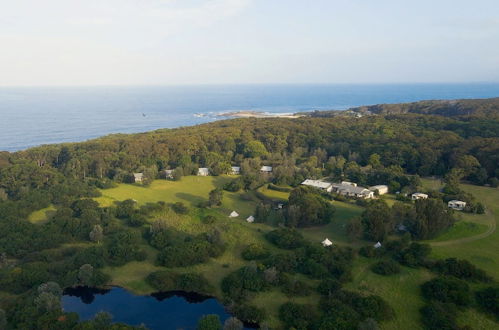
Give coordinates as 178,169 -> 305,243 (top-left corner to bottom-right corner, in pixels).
94,176 -> 498,329
301,201 -> 364,246
28,205 -> 56,224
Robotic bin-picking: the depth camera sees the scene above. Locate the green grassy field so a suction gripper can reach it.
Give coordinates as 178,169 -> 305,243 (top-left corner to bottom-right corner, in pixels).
62,176 -> 498,329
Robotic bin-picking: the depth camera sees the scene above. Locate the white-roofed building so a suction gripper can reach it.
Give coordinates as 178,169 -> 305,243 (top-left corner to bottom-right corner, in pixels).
369,185 -> 389,195
301,179 -> 333,192
448,200 -> 466,211
231,166 -> 241,175
229,211 -> 239,218
133,173 -> 144,183
331,182 -> 374,199
163,169 -> 174,179
198,168 -> 210,176
260,166 -> 273,173
411,192 -> 428,200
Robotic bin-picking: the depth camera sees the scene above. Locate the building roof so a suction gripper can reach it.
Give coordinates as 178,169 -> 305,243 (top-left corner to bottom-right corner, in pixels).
374,242 -> 382,248
198,168 -> 209,175
332,182 -> 372,195
412,192 -> 428,197
448,200 -> 466,205
133,173 -> 144,179
164,169 -> 173,174
229,211 -> 239,217
246,215 -> 255,223
231,166 -> 240,171
301,179 -> 332,189
369,185 -> 388,191
322,238 -> 333,246
260,166 -> 273,172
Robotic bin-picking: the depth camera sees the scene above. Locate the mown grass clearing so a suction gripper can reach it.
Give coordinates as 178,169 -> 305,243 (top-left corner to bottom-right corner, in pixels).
427,221 -> 488,242
28,205 -> 56,224
95,176 -> 498,329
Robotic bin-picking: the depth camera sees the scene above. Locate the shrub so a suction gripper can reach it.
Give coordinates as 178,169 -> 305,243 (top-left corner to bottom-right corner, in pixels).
146,271 -> 212,294
172,202 -> 189,214
241,244 -> 270,260
420,301 -> 459,330
278,302 -> 316,329
233,305 -> 266,324
265,228 -> 305,249
202,215 -> 217,224
475,286 -> 499,319
432,258 -> 491,282
197,315 -> 221,330
371,260 -> 401,276
317,278 -> 341,296
421,276 -> 472,306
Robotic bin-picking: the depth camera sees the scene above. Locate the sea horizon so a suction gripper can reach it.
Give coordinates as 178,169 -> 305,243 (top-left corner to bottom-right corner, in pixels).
1,82 -> 498,152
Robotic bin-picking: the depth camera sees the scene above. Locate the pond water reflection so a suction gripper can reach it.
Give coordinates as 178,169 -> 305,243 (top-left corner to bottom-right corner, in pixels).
63,286 -> 243,330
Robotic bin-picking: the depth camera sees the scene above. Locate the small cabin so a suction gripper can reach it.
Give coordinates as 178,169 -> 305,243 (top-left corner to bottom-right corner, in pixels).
369,185 -> 389,195
448,200 -> 466,211
260,166 -> 273,173
411,193 -> 428,200
163,169 -> 174,179
133,173 -> 144,183
198,168 -> 210,176
231,166 -> 241,175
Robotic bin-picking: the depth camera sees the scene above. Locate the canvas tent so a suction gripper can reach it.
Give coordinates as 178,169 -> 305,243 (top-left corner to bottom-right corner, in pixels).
322,238 -> 333,247
229,211 -> 239,218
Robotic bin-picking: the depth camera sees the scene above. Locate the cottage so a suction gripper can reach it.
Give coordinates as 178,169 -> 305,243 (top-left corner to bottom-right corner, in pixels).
133,173 -> 144,183
369,185 -> 389,195
229,211 -> 239,218
322,238 -> 333,247
448,200 -> 466,211
331,182 -> 374,199
198,168 -> 210,176
246,215 -> 255,223
260,166 -> 273,173
374,242 -> 382,249
411,192 -> 428,200
163,169 -> 174,179
301,179 -> 333,192
231,166 -> 241,175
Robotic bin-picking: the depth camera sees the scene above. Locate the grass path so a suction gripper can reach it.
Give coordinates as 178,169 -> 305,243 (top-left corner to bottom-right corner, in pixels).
429,210 -> 496,246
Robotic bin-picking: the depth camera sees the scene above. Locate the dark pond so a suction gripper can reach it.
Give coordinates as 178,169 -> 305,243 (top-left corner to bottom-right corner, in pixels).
63,286 -> 252,330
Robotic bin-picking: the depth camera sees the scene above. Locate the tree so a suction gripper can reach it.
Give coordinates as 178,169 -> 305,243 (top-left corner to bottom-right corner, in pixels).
89,224 -> 104,243
208,188 -> 223,207
368,153 -> 382,169
410,199 -> 455,240
361,200 -> 392,242
244,140 -> 268,158
78,264 -> 94,285
35,292 -> 61,312
286,186 -> 335,227
197,314 -> 221,330
93,311 -> 113,330
421,276 -> 471,306
172,167 -> 183,181
223,317 -> 243,330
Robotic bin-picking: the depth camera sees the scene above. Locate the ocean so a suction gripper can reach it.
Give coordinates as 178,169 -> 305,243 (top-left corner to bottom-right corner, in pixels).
0,83 -> 498,152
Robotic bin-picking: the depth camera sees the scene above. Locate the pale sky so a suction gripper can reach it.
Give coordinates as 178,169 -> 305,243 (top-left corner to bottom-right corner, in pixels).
1,0 -> 498,86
